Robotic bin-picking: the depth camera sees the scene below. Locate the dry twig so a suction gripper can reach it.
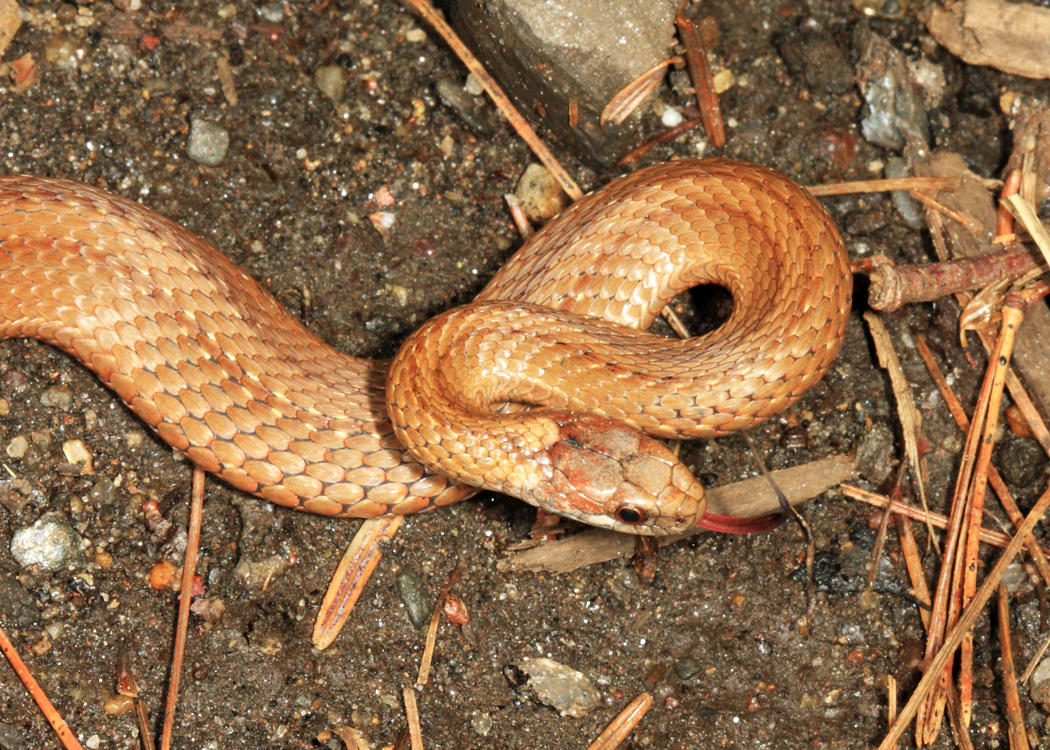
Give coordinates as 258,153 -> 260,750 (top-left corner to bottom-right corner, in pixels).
868,247 -> 1040,312
586,692 -> 653,750
160,467 -> 206,750
600,57 -> 678,127
675,9 -> 725,148
915,300 -> 1022,737
402,687 -> 424,750
997,584 -> 1031,750
842,484 -> 1050,555
806,176 -> 956,197
913,333 -> 1050,588
0,621 -> 84,749
416,562 -> 467,687
863,313 -> 934,541
957,302 -> 1024,726
313,515 -> 405,650
879,482 -> 1050,748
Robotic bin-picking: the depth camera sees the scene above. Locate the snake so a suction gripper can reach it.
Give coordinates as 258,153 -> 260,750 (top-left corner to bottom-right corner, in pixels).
0,158 -> 851,535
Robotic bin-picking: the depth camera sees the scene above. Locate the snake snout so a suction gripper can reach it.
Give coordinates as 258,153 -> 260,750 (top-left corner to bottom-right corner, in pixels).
544,414 -> 706,535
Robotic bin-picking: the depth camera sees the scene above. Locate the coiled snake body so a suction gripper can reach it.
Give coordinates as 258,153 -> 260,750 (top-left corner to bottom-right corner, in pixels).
0,159 -> 851,535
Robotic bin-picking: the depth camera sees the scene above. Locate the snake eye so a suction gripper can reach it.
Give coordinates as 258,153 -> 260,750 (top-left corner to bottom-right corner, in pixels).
615,505 -> 646,525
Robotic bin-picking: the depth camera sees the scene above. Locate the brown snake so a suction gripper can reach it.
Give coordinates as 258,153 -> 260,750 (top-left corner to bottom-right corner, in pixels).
0,159 -> 850,535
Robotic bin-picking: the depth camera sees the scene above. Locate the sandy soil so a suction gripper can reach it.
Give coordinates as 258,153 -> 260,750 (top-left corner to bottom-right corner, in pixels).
0,1 -> 1047,748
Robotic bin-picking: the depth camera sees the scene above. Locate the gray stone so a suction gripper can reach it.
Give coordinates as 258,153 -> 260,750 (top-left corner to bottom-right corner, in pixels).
853,420 -> 895,485
186,117 -> 230,166
447,0 -> 678,166
10,514 -> 81,572
505,656 -> 600,717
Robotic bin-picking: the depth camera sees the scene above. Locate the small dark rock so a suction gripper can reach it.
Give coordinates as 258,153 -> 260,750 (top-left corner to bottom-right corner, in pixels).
673,656 -> 703,680
853,420 -> 895,485
994,435 -> 1046,489
396,569 -> 430,628
775,28 -> 854,95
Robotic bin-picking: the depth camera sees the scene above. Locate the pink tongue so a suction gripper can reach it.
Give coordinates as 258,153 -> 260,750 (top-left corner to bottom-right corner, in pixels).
697,510 -> 786,534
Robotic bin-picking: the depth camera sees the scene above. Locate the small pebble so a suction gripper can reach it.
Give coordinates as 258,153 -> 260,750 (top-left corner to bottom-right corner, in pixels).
1031,657 -> 1050,710
11,514 -> 81,571
515,163 -> 568,223
314,64 -> 347,104
368,211 -> 395,239
434,77 -> 494,134
186,117 -> 230,166
673,657 -> 702,680
103,694 -> 136,716
43,35 -> 81,71
63,439 -> 94,473
149,559 -> 178,590
442,593 -> 469,625
660,105 -> 684,128
258,2 -> 283,22
40,385 -> 73,410
6,435 -> 27,458
190,596 -> 226,625
470,711 -> 493,736
232,553 -> 292,589
853,420 -> 894,485
396,569 -> 429,627
505,657 -> 600,717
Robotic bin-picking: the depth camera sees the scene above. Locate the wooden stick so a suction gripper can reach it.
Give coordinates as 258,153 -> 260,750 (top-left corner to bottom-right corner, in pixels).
878,482 -> 1050,748
0,621 -> 84,749
997,584 -> 1031,750
958,302 -> 1024,724
313,515 -> 404,650
586,692 -> 653,750
806,176 -> 957,197
868,248 -> 1040,312
161,466 -> 206,750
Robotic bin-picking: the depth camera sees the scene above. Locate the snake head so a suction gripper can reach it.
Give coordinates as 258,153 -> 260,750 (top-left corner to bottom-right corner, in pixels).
539,414 -> 706,535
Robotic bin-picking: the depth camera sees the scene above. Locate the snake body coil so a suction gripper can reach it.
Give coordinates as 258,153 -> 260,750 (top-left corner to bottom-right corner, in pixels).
0,159 -> 851,534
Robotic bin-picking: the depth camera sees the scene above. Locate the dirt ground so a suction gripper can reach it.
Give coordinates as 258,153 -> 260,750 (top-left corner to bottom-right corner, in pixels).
0,1 -> 1048,748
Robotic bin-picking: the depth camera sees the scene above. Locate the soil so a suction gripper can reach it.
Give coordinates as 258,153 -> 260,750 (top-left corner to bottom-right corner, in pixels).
0,1 -> 1048,748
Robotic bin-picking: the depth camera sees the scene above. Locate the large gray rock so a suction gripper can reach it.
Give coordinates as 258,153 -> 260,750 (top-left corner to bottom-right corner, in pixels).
447,0 -> 678,166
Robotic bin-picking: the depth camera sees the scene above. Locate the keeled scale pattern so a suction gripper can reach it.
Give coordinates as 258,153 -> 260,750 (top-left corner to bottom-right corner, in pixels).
388,159 -> 851,525
0,177 -> 469,517
0,158 -> 850,529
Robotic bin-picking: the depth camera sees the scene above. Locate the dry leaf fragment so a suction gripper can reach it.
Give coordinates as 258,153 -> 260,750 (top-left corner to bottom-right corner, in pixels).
11,52 -> 38,93
599,57 -> 677,127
